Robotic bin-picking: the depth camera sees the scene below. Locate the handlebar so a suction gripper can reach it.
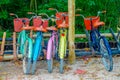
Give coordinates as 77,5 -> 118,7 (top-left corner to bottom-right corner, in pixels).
9,13 -> 18,18
38,13 -> 50,20
27,12 -> 37,21
48,8 -> 68,16
76,10 -> 106,19
48,8 -> 68,22
48,8 -> 58,13
10,12 -> 37,21
38,13 -> 60,21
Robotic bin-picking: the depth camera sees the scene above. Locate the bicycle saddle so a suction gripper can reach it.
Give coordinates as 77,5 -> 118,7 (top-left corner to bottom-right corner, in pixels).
58,21 -> 68,28
93,21 -> 105,28
33,26 -> 47,32
21,25 -> 34,30
47,26 -> 57,31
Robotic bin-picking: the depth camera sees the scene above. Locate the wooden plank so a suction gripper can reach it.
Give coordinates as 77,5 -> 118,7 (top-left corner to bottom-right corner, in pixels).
3,54 -> 22,61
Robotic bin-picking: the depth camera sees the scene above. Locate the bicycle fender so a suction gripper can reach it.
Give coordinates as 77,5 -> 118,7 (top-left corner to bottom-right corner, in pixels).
46,38 -> 53,60
33,32 -> 43,61
59,36 -> 66,59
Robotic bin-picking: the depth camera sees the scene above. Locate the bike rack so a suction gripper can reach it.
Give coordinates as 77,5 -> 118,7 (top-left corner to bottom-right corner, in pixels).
0,32 -> 20,61
109,28 -> 120,55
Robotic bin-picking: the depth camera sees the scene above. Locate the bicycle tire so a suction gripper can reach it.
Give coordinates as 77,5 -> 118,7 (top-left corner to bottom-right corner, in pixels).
47,38 -> 54,73
47,58 -> 53,73
99,37 -> 113,71
59,59 -> 64,74
23,40 -> 32,74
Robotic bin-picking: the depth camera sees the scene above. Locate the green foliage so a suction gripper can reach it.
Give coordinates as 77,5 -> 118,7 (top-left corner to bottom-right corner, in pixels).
75,0 -> 120,34
0,10 -> 8,19
0,0 -> 10,5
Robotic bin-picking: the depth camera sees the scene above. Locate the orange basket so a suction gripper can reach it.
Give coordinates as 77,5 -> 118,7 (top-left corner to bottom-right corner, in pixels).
56,12 -> 68,27
33,18 -> 42,27
13,18 -> 29,32
84,16 -> 100,30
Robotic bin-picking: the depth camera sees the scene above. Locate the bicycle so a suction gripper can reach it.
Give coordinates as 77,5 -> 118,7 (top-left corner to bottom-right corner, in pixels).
49,8 -> 69,73
77,11 -> 113,71
10,13 -> 34,74
45,14 -> 58,73
31,13 -> 48,74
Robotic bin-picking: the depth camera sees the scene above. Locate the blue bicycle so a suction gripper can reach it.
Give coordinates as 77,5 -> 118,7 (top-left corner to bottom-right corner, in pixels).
77,11 -> 113,71
31,13 -> 49,74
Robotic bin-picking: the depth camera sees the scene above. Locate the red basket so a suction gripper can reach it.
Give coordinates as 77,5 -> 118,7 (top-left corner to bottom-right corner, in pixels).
84,16 -> 100,30
56,12 -> 68,27
33,18 -> 42,27
42,20 -> 49,29
13,18 -> 29,32
33,18 -> 48,29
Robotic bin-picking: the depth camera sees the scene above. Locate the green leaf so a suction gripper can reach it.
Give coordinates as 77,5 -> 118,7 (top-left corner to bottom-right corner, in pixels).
0,10 -> 8,19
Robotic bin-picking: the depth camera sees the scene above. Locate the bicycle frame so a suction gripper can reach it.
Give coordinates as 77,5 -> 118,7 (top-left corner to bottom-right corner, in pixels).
59,28 -> 67,59
90,29 -> 101,51
31,18 -> 48,74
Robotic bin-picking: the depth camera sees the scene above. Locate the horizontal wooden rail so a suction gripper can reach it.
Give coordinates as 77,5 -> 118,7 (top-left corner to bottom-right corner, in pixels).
0,33 -> 118,42
75,33 -> 118,38
42,33 -> 118,38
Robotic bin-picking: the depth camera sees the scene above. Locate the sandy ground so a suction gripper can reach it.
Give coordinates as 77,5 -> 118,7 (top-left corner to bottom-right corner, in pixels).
0,57 -> 120,80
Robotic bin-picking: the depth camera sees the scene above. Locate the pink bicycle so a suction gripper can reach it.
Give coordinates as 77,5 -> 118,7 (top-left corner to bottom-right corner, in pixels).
46,15 -> 58,73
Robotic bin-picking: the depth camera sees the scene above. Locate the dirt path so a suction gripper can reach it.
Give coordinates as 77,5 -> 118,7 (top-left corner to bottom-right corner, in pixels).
0,57 -> 120,80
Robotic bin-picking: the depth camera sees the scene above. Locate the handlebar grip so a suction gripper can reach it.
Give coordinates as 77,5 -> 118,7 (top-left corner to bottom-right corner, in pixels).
48,8 -> 54,10
48,8 -> 58,13
76,9 -> 82,11
27,12 -> 34,14
75,14 -> 80,16
101,11 -> 106,13
9,13 -> 15,16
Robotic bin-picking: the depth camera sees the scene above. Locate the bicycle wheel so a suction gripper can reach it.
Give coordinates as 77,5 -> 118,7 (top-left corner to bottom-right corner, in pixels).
99,37 -> 113,71
23,40 -> 32,74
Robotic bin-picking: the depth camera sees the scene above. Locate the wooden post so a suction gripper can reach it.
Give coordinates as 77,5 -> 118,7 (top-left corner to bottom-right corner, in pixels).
13,32 -> 18,60
68,0 -> 76,64
0,32 -> 6,61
